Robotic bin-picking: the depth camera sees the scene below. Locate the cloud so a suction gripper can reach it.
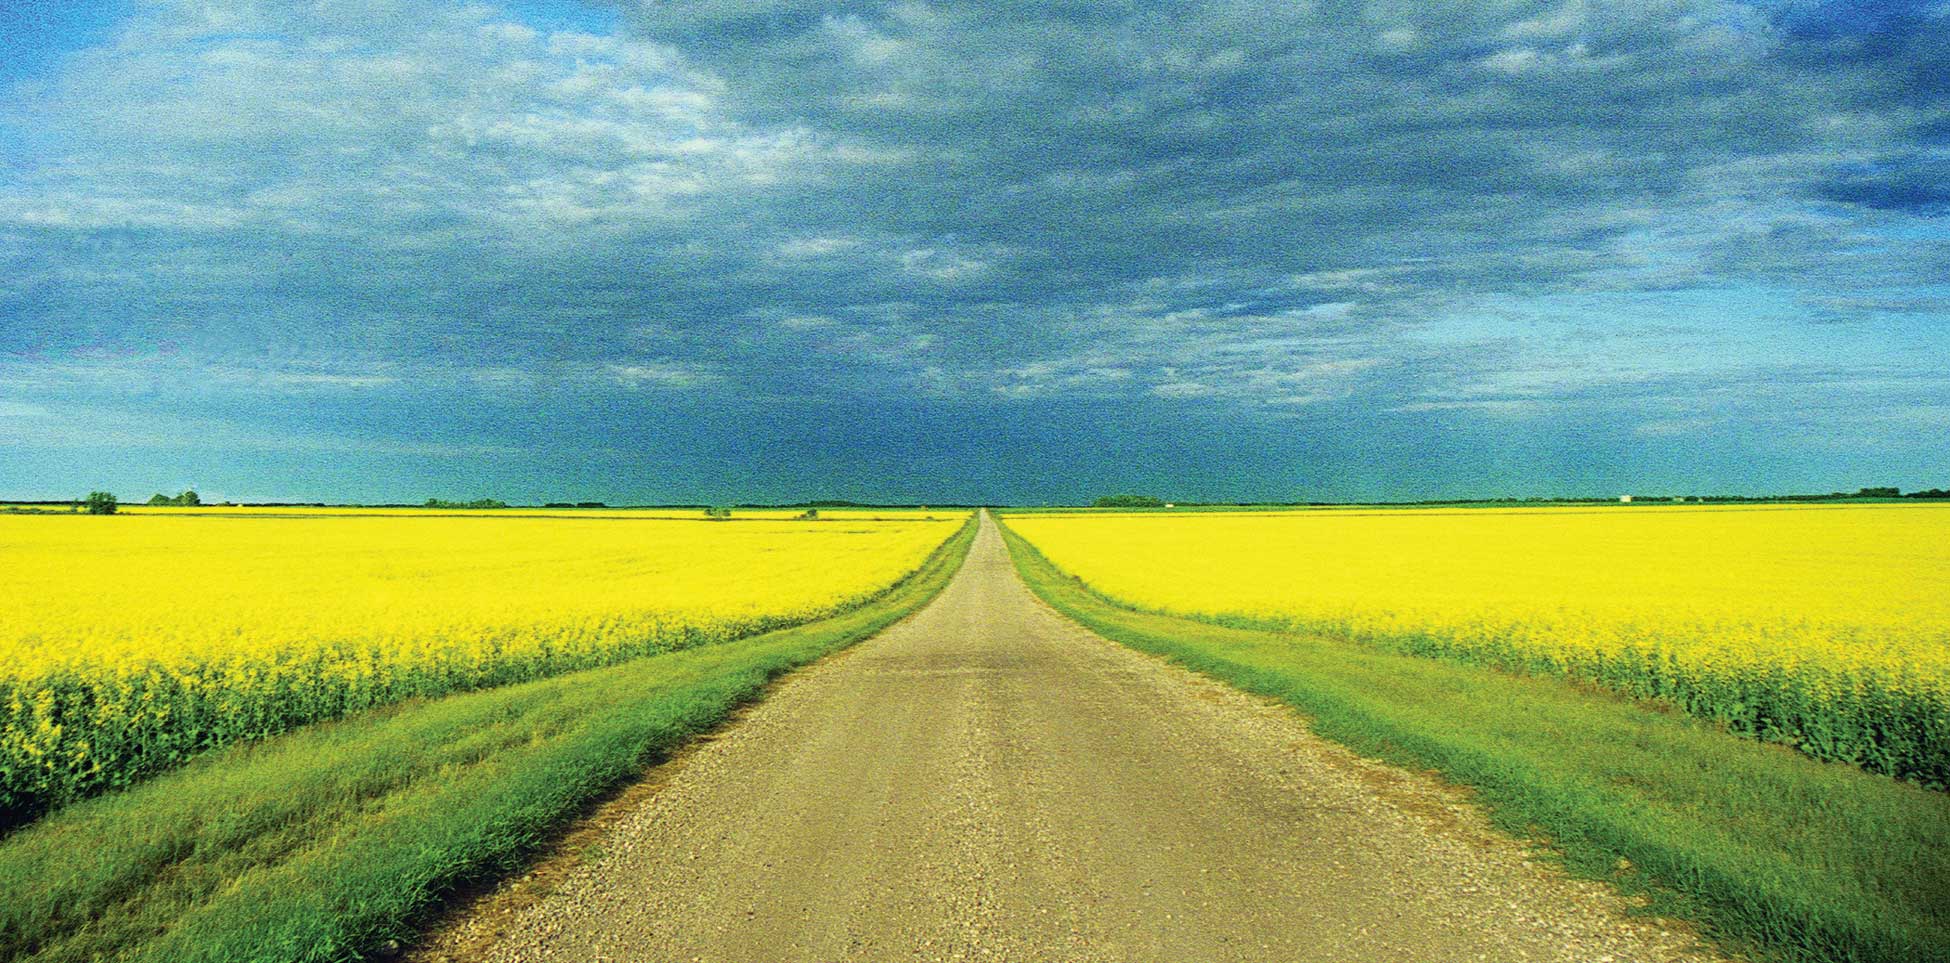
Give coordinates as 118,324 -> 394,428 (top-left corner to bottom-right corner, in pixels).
1,0 -> 1946,498
0,401 -> 517,457
607,361 -> 718,388
257,372 -> 397,389
1635,417 -> 1725,437
0,354 -> 401,395
1816,151 -> 1950,214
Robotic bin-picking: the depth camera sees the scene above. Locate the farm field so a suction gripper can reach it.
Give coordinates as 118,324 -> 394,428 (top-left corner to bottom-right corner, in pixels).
113,505 -> 962,520
1,504 -> 961,520
0,510 -> 967,825
1002,504 -> 1950,784
0,518 -> 980,963
998,519 -> 1950,963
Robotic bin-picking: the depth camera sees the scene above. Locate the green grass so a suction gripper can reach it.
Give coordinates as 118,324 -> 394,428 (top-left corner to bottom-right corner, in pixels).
997,520 -> 1950,963
0,517 -> 976,963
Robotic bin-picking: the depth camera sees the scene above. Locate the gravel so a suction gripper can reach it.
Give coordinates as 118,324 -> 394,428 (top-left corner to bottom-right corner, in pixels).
416,513 -> 1738,963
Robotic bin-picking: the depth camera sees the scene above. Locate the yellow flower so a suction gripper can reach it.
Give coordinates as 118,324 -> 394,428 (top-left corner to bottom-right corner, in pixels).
1008,503 -> 1950,780
1,509 -> 964,804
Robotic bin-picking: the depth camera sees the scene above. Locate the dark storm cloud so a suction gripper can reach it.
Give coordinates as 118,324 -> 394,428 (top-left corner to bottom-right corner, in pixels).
1817,152 -> 1950,213
614,0 -> 1950,416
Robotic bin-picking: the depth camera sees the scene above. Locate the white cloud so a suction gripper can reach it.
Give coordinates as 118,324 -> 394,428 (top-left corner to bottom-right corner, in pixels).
0,356 -> 401,393
257,372 -> 397,389
774,314 -> 839,330
1389,399 -> 1545,417
897,247 -> 991,282
607,362 -> 717,388
0,0 -> 849,243
775,236 -> 864,259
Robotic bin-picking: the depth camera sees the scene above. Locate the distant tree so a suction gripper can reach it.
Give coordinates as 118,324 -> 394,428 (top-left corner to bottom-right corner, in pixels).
424,498 -> 509,510
83,491 -> 118,515
1856,487 -> 1901,498
1906,488 -> 1950,500
1092,494 -> 1167,509
177,489 -> 200,506
147,493 -> 173,506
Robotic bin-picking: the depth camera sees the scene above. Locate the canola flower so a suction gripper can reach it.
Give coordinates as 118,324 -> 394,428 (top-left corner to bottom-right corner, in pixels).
0,511 -> 966,822
108,505 -> 958,520
1005,504 -> 1950,785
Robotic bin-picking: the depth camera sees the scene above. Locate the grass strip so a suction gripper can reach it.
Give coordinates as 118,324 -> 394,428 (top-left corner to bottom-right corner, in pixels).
997,520 -> 1949,963
0,517 -> 976,963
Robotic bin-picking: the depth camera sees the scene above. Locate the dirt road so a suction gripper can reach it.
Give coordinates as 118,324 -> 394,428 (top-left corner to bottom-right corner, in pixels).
446,512 -> 1727,962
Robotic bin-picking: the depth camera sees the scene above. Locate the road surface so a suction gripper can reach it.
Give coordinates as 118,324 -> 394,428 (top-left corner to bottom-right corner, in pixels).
431,512 -> 1727,963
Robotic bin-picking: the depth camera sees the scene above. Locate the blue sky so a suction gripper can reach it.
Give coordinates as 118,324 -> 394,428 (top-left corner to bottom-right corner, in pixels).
2,0 -> 1946,504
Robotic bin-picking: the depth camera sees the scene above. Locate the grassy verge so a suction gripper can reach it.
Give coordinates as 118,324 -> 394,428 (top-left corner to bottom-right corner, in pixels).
0,517 -> 976,963
997,521 -> 1949,963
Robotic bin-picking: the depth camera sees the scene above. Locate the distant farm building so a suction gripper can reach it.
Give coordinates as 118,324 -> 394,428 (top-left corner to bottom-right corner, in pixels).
1619,495 -> 1634,503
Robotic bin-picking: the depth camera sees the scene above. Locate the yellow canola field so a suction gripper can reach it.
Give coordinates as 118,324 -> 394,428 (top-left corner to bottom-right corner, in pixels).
106,505 -> 961,520
1005,504 -> 1950,784
1,512 -> 966,819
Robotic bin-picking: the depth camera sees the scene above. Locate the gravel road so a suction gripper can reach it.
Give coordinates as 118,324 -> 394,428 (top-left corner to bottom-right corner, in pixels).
433,512 -> 1732,963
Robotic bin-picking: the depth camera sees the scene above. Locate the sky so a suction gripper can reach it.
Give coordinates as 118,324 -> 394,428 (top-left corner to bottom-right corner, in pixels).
1,0 -> 1946,504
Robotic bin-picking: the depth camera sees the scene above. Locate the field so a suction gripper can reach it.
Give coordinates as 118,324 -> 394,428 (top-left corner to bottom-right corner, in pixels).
1,519 -> 978,963
0,510 -> 967,824
6,502 -> 1946,963
111,505 -> 962,520
2,505 -> 962,521
998,520 -> 1950,963
1002,504 -> 1950,784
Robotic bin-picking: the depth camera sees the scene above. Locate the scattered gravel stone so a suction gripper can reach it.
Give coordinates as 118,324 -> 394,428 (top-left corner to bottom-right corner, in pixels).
413,514 -> 1739,963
